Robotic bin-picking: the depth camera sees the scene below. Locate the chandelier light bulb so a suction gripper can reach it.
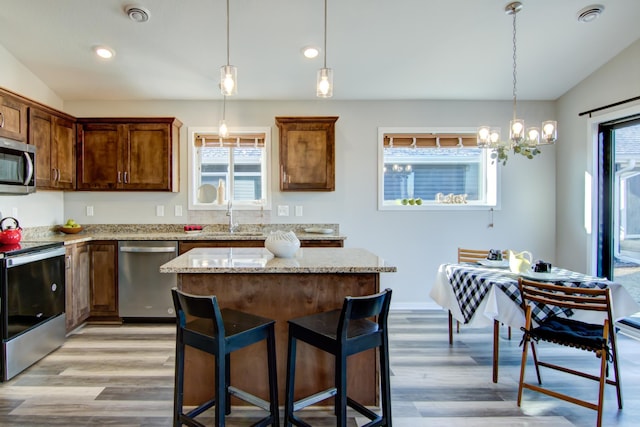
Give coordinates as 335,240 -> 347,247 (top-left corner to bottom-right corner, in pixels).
510,119 -> 525,143
526,127 -> 540,145
477,126 -> 491,147
542,121 -> 558,143
490,129 -> 501,144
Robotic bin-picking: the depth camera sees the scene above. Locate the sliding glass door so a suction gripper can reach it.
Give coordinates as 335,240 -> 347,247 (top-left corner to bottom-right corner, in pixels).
597,117 -> 640,304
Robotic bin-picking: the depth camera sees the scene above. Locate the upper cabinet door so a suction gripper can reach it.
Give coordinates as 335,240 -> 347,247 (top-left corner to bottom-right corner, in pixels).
76,122 -> 121,190
276,116 -> 338,192
76,118 -> 181,191
0,93 -> 28,142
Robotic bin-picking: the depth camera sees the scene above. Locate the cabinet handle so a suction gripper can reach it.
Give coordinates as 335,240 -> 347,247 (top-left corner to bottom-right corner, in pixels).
281,165 -> 286,184
124,171 -> 128,183
65,255 -> 71,269
117,171 -> 122,183
0,111 -> 4,128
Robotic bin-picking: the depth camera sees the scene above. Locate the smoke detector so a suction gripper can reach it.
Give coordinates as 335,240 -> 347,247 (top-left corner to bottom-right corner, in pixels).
577,5 -> 604,23
125,5 -> 151,23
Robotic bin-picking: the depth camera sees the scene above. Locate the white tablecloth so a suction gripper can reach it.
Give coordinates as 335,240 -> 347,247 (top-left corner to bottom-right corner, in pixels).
430,263 -> 640,330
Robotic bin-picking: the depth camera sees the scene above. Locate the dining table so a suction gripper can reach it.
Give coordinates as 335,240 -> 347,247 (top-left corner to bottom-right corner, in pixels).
430,262 -> 640,383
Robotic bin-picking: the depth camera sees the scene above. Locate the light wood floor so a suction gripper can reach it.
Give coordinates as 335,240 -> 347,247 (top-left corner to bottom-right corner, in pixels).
1,310 -> 639,426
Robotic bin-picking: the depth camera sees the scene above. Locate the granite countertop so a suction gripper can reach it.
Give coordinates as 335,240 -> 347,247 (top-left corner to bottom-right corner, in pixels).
21,224 -> 346,245
160,247 -> 397,274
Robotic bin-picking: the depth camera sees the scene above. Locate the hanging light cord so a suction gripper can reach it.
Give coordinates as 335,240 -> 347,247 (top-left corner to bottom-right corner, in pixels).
226,0 -> 230,66
511,8 -> 518,122
323,0 -> 327,68
222,94 -> 226,119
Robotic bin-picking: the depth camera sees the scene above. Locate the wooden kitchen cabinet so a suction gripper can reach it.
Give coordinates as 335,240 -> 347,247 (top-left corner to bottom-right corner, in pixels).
0,92 -> 28,142
29,107 -> 76,190
275,116 -> 338,191
65,243 -> 90,332
88,241 -> 119,319
76,117 -> 181,191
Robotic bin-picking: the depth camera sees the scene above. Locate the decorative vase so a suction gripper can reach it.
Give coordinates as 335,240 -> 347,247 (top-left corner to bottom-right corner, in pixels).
264,231 -> 300,258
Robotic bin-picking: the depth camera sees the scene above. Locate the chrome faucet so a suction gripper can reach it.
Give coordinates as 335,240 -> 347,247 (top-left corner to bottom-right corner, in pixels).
227,200 -> 238,233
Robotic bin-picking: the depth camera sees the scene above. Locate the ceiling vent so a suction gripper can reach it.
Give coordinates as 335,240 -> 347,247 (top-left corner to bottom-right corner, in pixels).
126,5 -> 151,23
577,5 -> 604,23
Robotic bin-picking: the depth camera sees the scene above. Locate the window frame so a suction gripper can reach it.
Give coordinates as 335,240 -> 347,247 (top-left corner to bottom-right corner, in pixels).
377,127 -> 500,211
188,126 -> 272,211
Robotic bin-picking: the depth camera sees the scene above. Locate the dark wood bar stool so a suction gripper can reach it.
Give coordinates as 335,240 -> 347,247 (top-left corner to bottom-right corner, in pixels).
284,288 -> 393,427
171,288 -> 279,427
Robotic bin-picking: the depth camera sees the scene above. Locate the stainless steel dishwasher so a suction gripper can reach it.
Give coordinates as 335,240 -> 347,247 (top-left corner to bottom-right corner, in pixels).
118,241 -> 177,319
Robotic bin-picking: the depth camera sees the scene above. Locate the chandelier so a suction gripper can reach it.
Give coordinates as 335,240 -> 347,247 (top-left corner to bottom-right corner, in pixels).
219,0 -> 234,137
477,2 -> 557,165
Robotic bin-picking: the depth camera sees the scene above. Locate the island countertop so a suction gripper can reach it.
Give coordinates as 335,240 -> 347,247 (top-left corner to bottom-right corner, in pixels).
159,247 -> 396,274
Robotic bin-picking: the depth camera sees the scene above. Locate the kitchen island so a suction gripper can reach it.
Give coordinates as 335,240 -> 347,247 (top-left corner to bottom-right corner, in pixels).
160,247 -> 396,406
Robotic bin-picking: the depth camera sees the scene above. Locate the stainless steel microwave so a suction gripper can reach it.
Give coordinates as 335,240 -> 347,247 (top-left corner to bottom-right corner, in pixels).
0,138 -> 36,195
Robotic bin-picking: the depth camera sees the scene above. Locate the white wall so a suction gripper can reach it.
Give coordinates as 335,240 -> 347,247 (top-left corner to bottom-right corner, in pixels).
63,99 -> 557,309
0,45 -> 66,227
556,39 -> 640,274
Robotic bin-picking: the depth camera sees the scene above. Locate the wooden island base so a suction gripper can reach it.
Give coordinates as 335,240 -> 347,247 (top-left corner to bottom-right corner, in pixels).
179,272 -> 379,407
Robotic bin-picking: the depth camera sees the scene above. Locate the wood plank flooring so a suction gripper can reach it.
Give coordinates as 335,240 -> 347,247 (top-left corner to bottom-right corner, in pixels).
0,310 -> 639,426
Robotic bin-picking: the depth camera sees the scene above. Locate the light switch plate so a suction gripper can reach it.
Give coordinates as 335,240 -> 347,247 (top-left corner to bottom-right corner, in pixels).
156,205 -> 165,217
277,205 -> 290,216
175,205 -> 183,216
86,206 -> 94,216
295,205 -> 303,216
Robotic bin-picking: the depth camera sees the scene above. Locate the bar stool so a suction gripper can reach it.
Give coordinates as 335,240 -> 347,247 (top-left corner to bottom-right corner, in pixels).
285,288 -> 393,427
171,288 -> 279,427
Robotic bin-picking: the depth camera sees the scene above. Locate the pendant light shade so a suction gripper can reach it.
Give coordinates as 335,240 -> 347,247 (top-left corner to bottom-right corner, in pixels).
317,67 -> 333,97
316,0 -> 333,98
220,65 -> 237,96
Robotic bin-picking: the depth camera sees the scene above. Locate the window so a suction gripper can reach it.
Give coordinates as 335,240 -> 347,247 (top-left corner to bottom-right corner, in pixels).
378,127 -> 498,210
188,127 -> 271,210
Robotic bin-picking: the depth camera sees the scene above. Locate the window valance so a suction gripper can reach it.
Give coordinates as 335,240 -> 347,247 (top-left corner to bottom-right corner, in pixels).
194,133 -> 266,148
383,133 -> 477,148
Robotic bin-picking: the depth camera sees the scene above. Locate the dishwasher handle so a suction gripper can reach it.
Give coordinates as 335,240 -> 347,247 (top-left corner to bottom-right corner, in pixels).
120,246 -> 177,253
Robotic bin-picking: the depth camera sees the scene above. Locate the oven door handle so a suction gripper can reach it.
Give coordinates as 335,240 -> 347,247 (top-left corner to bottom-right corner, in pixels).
6,246 -> 65,267
120,246 -> 176,253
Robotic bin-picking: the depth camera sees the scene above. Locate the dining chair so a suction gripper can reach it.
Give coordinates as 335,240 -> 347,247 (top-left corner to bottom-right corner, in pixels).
450,248 -> 510,345
517,278 -> 622,427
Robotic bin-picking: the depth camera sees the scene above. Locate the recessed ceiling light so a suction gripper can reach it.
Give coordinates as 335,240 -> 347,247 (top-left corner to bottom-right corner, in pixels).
302,46 -> 320,59
577,5 -> 604,23
125,5 -> 151,23
94,46 -> 115,59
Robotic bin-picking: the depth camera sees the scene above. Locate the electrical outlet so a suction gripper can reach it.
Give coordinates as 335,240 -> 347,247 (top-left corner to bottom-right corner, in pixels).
295,205 -> 303,216
175,205 -> 183,216
86,206 -> 94,216
156,205 -> 165,217
277,205 -> 289,216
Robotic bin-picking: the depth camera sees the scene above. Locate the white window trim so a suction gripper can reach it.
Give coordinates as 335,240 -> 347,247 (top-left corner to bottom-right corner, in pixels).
188,126 -> 272,211
377,127 -> 501,211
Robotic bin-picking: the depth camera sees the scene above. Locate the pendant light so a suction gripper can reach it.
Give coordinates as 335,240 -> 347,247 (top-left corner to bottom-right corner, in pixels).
219,95 -> 229,138
316,0 -> 333,97
477,2 -> 557,164
220,0 -> 237,96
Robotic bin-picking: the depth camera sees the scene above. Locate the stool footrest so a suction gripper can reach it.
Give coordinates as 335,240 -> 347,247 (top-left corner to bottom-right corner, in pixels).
293,387 -> 337,412
228,386 -> 271,411
185,397 -> 216,419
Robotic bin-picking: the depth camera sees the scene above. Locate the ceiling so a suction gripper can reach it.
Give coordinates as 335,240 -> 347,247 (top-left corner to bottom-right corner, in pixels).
1,0 -> 639,102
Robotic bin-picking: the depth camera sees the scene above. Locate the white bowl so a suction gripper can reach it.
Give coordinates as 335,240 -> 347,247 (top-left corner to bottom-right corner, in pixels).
265,231 -> 300,258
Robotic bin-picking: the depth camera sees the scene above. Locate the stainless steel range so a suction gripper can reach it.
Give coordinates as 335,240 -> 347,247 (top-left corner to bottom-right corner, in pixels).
0,242 -> 66,381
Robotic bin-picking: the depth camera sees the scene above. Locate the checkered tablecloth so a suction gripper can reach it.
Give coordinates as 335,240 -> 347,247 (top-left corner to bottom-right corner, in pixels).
445,264 -> 611,324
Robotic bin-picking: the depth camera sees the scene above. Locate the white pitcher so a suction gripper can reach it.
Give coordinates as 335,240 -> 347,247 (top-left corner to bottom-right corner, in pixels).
508,250 -> 533,274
